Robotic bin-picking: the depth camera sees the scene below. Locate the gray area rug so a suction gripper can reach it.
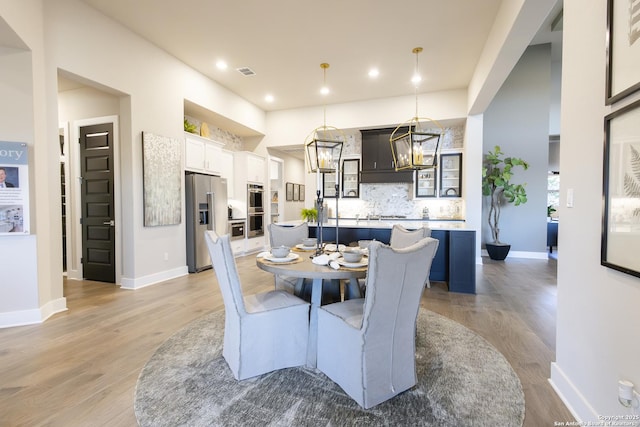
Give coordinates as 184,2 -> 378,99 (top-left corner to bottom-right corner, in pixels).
135,309 -> 525,426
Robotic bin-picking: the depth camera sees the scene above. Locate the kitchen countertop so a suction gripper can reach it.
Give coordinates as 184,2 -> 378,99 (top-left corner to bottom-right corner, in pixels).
279,218 -> 471,230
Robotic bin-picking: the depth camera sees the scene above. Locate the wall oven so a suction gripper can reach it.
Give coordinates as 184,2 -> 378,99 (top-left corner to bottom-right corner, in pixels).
247,184 -> 264,214
247,184 -> 265,237
247,213 -> 264,237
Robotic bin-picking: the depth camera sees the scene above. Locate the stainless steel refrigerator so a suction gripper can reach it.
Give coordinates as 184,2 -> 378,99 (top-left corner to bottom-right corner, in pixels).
185,172 -> 228,272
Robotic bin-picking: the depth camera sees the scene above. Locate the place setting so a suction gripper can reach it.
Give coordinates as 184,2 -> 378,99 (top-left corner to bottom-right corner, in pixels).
256,245 -> 302,265
292,237 -> 318,252
311,245 -> 368,270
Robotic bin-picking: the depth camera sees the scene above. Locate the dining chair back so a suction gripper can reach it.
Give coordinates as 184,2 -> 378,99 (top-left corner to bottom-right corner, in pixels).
389,224 -> 432,248
317,237 -> 439,408
205,230 -> 310,380
268,223 -> 309,296
390,224 -> 434,288
268,222 -> 308,248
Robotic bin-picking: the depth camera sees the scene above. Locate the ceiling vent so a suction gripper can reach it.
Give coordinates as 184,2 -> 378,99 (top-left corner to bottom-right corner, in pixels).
236,67 -> 256,77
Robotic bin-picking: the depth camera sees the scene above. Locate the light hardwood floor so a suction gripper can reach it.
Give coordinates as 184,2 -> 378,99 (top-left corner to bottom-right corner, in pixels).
0,255 -> 574,426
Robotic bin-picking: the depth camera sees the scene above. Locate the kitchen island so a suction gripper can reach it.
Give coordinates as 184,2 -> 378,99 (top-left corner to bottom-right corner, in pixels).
280,219 -> 476,294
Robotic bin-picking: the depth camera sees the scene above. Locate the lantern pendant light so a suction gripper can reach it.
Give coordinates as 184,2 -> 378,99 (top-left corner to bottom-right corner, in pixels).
390,47 -> 444,171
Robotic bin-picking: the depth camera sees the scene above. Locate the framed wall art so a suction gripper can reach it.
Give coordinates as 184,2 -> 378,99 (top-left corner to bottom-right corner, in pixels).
293,184 -> 300,201
142,132 -> 182,226
601,99 -> 640,277
605,0 -> 640,104
286,182 -> 293,201
300,184 -> 305,201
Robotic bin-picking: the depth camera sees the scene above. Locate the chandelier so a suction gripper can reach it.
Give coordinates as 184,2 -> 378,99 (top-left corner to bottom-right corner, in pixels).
305,63 -> 344,173
390,47 -> 443,171
304,63 -> 344,254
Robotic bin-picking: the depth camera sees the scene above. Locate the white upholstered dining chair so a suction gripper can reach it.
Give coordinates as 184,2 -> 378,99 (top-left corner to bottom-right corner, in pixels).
269,223 -> 340,304
268,222 -> 308,295
390,224 -> 433,288
205,230 -> 310,380
316,237 -> 439,409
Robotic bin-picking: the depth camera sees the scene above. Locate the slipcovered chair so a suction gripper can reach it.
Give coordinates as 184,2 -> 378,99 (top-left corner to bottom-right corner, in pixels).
269,223 -> 340,304
316,237 -> 439,409
390,224 -> 433,288
356,224 -> 434,295
268,223 -> 308,295
205,230 -> 310,380
390,223 -> 432,247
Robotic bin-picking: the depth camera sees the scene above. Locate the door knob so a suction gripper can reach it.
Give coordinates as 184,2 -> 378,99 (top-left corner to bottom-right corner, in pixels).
103,220 -> 115,226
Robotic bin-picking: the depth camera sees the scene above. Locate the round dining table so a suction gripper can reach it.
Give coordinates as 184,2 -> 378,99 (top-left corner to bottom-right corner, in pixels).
256,250 -> 367,368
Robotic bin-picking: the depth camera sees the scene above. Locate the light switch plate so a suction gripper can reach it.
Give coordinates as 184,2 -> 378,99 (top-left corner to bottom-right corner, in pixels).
567,189 -> 574,208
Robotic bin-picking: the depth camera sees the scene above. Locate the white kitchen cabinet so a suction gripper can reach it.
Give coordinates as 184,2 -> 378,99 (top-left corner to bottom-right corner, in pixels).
219,149 -> 235,198
246,236 -> 265,253
184,132 -> 225,175
230,238 -> 245,255
234,151 -> 266,184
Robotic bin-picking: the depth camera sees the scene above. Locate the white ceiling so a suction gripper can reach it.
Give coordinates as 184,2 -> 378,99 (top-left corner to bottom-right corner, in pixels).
74,0 -> 562,114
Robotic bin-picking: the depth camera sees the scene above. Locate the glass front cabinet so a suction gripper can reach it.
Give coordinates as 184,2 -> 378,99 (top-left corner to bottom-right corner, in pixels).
415,152 -> 462,198
323,158 -> 360,198
342,159 -> 360,198
322,172 -> 337,198
415,169 -> 437,197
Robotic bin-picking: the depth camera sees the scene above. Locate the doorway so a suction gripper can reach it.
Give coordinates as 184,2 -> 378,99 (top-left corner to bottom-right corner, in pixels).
79,123 -> 116,282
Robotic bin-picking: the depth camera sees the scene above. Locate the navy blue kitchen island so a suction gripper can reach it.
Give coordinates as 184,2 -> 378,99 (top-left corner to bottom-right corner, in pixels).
305,221 -> 476,294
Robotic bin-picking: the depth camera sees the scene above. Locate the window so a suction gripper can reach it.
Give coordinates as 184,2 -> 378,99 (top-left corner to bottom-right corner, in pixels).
548,173 -> 560,216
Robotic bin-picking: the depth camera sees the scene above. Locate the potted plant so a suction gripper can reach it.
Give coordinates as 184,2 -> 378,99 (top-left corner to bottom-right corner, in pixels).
482,145 -> 529,260
300,208 -> 318,223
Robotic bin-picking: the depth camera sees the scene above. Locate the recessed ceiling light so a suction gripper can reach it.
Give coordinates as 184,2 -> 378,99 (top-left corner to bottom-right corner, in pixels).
368,68 -> 379,78
320,86 -> 330,95
216,60 -> 228,70
265,94 -> 274,103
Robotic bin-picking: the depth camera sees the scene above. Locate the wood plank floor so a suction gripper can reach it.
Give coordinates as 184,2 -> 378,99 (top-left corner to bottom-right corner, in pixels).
0,255 -> 574,426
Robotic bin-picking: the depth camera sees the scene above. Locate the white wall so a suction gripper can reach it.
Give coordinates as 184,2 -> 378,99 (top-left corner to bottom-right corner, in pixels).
483,44 -> 551,254
44,0 -> 267,288
0,0 -> 68,326
551,0 -> 640,422
0,0 -> 270,326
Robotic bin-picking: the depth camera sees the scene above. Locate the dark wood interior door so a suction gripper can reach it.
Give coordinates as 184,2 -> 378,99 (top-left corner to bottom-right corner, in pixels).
80,123 -> 115,283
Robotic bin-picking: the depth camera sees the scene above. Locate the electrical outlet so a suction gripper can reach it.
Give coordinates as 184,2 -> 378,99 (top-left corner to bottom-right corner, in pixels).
164,252 -> 169,261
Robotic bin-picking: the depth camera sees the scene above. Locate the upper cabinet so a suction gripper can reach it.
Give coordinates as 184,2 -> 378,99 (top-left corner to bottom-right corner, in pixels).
414,152 -> 462,198
234,151 -> 265,184
219,150 -> 235,199
184,132 -> 224,175
323,158 -> 360,198
342,158 -> 360,198
322,172 -> 337,198
439,153 -> 462,198
360,128 -> 413,183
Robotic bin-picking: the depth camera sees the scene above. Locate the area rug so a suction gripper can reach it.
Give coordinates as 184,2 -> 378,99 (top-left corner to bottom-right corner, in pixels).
134,309 -> 525,426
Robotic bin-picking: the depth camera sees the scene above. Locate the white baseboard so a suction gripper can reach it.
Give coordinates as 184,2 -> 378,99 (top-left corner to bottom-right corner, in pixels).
0,297 -> 68,329
481,249 -> 549,260
120,266 -> 189,290
549,362 -> 597,423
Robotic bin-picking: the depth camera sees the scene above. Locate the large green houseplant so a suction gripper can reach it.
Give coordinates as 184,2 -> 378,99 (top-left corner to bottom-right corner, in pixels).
482,145 -> 529,260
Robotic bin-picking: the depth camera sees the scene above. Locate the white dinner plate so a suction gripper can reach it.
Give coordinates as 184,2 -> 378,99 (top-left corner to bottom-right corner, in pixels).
295,244 -> 316,250
263,253 -> 300,263
324,244 -> 346,253
337,257 -> 368,268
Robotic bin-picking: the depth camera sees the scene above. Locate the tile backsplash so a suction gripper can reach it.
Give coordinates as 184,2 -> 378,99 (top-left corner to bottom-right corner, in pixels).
323,182 -> 464,220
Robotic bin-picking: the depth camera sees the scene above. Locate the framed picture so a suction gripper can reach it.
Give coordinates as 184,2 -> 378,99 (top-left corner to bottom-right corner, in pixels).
300,185 -> 305,201
606,0 -> 640,104
601,99 -> 640,278
286,182 -> 293,201
142,132 -> 181,226
293,184 -> 300,201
